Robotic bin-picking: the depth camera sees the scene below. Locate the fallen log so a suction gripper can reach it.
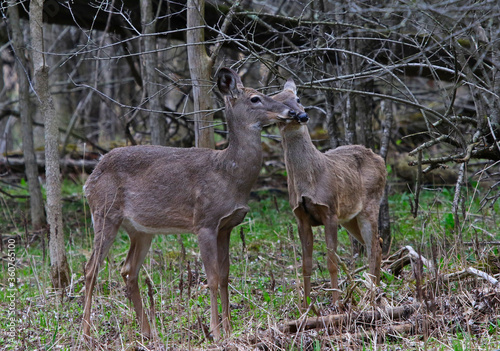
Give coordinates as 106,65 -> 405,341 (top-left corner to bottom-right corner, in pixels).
249,322 -> 415,350
463,241 -> 500,246
0,156 -> 99,174
327,322 -> 415,344
278,303 -> 422,333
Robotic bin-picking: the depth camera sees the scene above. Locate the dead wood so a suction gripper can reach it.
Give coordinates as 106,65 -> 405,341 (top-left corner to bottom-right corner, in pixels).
234,245 -> 500,350
384,253 -> 411,276
440,267 -> 499,287
278,303 -> 422,333
464,241 -> 500,246
0,156 -> 98,174
382,245 -> 433,276
326,322 -> 414,344
383,247 -> 499,292
247,323 -> 414,351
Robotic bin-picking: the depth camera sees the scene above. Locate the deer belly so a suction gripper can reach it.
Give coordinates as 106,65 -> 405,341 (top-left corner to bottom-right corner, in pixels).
298,196 -> 362,225
122,218 -> 191,235
338,201 -> 363,223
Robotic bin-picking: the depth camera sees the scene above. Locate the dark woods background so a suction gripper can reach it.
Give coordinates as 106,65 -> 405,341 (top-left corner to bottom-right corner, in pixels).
1,0 -> 499,268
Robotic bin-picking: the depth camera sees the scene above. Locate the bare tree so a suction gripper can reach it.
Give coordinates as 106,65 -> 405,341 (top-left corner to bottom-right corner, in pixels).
5,0 -> 500,253
186,0 -> 214,148
29,0 -> 69,289
141,0 -> 166,146
7,1 -> 46,231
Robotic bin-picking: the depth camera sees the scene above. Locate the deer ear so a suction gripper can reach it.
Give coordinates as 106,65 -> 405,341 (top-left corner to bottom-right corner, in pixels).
284,78 -> 297,95
217,68 -> 244,97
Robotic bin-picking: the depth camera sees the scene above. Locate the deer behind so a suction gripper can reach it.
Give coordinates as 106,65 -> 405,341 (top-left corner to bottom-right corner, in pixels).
272,79 -> 386,305
81,68 -> 291,341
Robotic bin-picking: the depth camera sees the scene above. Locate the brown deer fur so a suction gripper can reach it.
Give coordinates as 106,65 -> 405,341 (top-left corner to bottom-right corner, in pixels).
272,79 -> 386,305
81,68 -> 291,341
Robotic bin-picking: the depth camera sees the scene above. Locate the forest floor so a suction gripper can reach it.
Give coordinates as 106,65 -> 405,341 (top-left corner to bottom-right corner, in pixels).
1,176 -> 500,350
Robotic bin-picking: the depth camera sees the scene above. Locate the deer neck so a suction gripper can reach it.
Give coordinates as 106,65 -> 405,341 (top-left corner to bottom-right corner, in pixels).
281,124 -> 325,189
219,108 -> 264,185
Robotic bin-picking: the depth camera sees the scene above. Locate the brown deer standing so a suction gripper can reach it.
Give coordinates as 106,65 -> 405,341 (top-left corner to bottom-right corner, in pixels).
272,79 -> 386,306
81,68 -> 292,341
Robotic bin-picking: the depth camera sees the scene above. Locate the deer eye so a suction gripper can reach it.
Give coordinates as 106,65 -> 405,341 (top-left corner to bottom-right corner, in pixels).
296,98 -> 301,104
250,96 -> 261,103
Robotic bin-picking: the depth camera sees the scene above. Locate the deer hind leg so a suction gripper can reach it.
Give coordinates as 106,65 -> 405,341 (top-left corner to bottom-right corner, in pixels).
356,206 -> 382,285
342,219 -> 364,246
82,215 -> 121,339
197,227 -> 221,340
120,228 -> 154,338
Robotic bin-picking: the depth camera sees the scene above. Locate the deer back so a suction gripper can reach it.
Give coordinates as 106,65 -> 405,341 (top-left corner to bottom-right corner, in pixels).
84,68 -> 291,234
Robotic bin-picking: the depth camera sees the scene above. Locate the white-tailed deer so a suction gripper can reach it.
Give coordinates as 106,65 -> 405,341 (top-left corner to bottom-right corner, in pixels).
272,79 -> 386,306
81,68 -> 292,341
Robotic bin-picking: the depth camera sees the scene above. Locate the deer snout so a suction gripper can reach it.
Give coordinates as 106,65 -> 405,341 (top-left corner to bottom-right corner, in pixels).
288,110 -> 309,123
297,112 -> 309,124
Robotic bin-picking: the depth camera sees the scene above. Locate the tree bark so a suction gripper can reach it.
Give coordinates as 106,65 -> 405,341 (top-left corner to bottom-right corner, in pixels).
140,0 -> 166,145
30,0 -> 70,289
492,32 -> 500,128
379,98 -> 394,255
8,2 -> 46,231
186,0 -> 214,148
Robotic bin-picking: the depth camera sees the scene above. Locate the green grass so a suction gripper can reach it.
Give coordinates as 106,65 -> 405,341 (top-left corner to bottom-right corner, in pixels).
1,178 -> 500,350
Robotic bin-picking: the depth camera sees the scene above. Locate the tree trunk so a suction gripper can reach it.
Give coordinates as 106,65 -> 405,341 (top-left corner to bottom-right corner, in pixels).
186,0 -> 214,149
379,96 -> 394,255
333,5 -> 361,255
140,0 -> 166,145
30,0 -> 70,289
489,28 -> 500,135
8,2 -> 46,231
341,37 -> 357,146
325,89 -> 340,148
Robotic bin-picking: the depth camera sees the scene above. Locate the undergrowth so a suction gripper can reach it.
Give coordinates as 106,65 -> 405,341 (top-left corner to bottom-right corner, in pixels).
0,177 -> 499,350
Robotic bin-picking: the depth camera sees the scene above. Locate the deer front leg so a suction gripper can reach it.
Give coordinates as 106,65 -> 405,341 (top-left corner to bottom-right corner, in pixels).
197,227 -> 221,341
217,227 -> 232,337
324,214 -> 339,303
120,230 -> 154,338
296,214 -> 314,309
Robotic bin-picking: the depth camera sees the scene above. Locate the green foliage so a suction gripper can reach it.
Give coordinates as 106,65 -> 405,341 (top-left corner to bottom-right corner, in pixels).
1,179 -> 499,349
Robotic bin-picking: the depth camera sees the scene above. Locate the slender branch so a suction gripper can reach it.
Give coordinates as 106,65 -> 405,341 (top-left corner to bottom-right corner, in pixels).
209,1 -> 240,62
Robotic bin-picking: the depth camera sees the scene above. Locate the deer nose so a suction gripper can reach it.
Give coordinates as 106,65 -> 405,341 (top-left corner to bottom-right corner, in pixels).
297,112 -> 309,123
288,110 -> 297,118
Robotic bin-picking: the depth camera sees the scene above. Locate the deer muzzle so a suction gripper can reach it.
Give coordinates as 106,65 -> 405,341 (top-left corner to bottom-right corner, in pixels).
288,110 -> 309,124
297,112 -> 309,123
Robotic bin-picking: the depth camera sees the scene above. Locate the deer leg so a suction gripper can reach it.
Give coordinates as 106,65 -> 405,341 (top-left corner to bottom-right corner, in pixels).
197,227 -> 221,340
324,214 -> 340,303
341,219 -> 363,245
296,214 -> 314,309
217,227 -> 232,337
357,208 -> 382,284
82,215 -> 121,339
120,229 -> 154,338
